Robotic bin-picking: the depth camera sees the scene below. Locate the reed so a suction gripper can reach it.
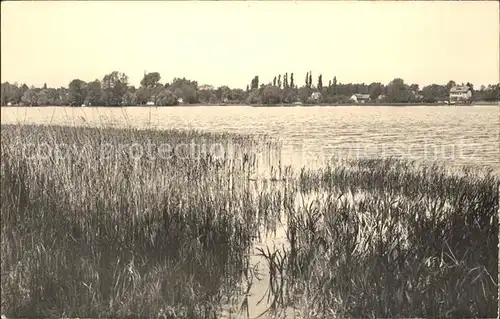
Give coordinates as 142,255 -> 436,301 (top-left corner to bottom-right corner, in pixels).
262,159 -> 499,318
2,124 -> 498,318
0,124 -> 281,318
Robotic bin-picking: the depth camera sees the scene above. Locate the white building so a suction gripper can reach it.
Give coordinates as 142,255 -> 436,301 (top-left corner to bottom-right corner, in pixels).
310,92 -> 322,102
350,93 -> 371,103
449,86 -> 472,103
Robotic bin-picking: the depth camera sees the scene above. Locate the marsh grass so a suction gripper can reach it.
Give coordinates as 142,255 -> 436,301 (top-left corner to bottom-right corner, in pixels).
261,159 -> 499,318
0,124 -> 282,318
2,124 -> 498,318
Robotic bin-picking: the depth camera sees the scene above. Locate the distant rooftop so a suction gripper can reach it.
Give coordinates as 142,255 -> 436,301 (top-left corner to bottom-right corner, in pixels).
450,86 -> 471,93
353,93 -> 370,99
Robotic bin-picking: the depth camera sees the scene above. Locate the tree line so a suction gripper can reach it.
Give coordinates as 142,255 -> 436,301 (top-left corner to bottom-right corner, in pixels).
1,70 -> 499,106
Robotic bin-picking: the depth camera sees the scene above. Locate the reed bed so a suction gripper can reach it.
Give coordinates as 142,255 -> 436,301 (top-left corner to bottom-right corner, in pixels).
2,124 -> 498,318
0,124 -> 282,318
261,159 -> 499,318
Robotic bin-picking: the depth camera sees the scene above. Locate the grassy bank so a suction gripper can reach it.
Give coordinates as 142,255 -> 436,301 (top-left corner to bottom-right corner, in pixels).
0,124 -> 282,318
1,124 -> 498,318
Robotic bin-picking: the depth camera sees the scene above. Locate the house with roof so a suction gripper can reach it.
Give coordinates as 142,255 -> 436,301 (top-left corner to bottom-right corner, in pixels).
449,86 -> 472,103
350,93 -> 371,103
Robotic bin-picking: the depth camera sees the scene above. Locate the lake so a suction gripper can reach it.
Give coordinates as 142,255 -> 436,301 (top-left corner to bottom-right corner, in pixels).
2,105 -> 499,174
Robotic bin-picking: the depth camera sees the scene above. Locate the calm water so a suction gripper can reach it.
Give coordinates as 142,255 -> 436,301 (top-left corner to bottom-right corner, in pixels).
2,105 -> 499,173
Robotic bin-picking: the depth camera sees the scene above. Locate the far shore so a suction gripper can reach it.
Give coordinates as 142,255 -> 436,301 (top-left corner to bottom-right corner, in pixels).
2,101 -> 497,108
246,101 -> 498,107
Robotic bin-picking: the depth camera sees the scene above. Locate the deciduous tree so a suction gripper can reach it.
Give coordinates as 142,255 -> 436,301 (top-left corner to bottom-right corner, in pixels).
140,72 -> 161,88
121,91 -> 138,106
387,78 -> 411,103
68,79 -> 87,106
21,88 -> 37,106
260,85 -> 281,104
156,89 -> 178,106
101,71 -> 129,106
85,80 -> 102,106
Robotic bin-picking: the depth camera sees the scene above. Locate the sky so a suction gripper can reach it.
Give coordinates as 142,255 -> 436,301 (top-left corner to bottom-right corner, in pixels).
1,1 -> 499,89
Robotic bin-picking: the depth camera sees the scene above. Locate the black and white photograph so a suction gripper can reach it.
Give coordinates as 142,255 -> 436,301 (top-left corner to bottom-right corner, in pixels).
1,1 -> 499,318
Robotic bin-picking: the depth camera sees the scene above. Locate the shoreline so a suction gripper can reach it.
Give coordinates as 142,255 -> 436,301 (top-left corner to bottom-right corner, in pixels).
1,101 -> 497,108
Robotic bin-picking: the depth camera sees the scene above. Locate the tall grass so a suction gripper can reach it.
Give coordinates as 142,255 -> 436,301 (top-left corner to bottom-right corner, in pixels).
2,124 -> 498,318
262,159 -> 499,318
0,124 -> 281,318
